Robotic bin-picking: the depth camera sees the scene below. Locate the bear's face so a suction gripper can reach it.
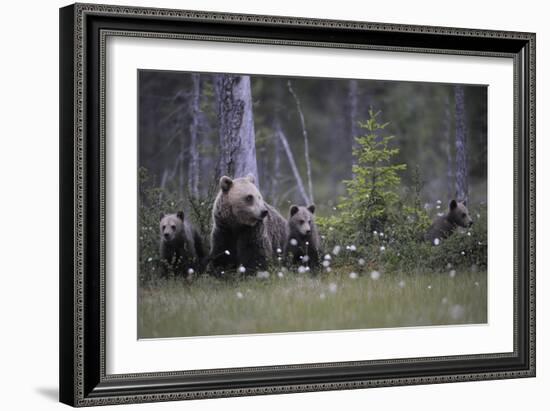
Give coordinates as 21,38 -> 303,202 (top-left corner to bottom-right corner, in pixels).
219,175 -> 268,227
159,211 -> 184,242
289,205 -> 315,237
448,200 -> 473,228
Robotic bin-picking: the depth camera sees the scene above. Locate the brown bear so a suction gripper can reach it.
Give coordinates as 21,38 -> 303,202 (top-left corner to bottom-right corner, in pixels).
159,211 -> 205,277
425,199 -> 473,243
285,205 -> 321,271
209,174 -> 288,273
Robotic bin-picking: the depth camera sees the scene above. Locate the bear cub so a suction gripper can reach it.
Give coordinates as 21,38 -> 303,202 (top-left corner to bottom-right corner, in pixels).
159,211 -> 205,277
285,204 -> 320,270
209,174 -> 288,273
425,199 -> 473,243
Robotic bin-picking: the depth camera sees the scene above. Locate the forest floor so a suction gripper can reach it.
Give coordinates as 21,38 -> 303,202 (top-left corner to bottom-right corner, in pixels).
138,269 -> 487,338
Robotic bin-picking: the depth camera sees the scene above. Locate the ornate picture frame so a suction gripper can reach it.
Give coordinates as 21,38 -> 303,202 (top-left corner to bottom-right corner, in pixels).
59,3 -> 535,407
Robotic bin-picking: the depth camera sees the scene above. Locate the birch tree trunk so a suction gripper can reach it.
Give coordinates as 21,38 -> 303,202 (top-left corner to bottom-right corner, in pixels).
275,120 -> 310,205
287,80 -> 314,204
454,85 -> 468,203
215,74 -> 259,184
188,73 -> 200,198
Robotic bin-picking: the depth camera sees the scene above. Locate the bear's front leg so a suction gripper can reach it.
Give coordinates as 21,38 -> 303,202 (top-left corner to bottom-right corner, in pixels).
209,226 -> 236,271
236,226 -> 269,273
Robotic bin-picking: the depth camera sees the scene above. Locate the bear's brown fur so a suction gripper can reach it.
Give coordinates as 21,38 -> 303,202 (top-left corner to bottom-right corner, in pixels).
209,175 -> 288,273
159,211 -> 205,277
425,200 -> 473,243
285,205 -> 321,270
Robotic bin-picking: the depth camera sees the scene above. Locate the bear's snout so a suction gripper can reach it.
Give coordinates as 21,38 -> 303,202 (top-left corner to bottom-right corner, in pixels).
468,221 -> 473,227
163,232 -> 171,240
260,209 -> 268,219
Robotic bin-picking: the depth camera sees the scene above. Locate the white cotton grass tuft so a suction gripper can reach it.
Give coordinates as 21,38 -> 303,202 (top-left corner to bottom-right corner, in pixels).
322,260 -> 330,268
358,258 -> 366,266
325,267 -> 332,273
379,246 -> 386,252
298,266 -> 308,274
450,304 -> 465,320
319,292 -> 326,300
441,297 -> 448,305
347,245 -> 357,251
236,291 -> 244,299
277,271 -> 284,278
302,255 -> 310,263
332,245 -> 341,255
433,238 -> 440,246
290,238 -> 298,246
461,251 -> 466,256
449,269 -> 457,278
349,272 -> 358,279
328,283 -> 338,293
427,284 -> 432,290
370,270 -> 381,280
323,254 -> 332,261
257,271 -> 270,279
238,265 -> 246,273
224,250 -> 231,255
398,280 -> 405,288
447,262 -> 453,269
276,248 -> 282,254
187,268 -> 194,275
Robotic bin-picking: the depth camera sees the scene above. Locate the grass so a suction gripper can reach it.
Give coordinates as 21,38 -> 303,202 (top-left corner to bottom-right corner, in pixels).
138,268 -> 487,338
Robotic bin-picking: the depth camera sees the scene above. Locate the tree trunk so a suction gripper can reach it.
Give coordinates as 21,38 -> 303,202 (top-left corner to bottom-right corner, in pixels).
215,74 -> 259,185
287,80 -> 314,204
188,74 -> 200,198
348,79 -> 359,149
454,85 -> 468,202
275,120 -> 310,205
443,92 -> 453,199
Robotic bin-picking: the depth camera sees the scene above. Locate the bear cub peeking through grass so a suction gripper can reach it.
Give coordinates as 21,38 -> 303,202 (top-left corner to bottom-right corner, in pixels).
209,174 -> 288,273
159,211 -> 205,278
425,199 -> 473,243
285,205 -> 321,271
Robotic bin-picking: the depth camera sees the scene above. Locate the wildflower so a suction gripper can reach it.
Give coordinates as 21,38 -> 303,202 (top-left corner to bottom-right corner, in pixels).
450,304 -> 465,320
319,293 -> 326,300
323,254 -> 332,261
277,271 -> 284,278
427,285 -> 432,290
147,257 -> 152,262
358,258 -> 366,266
290,238 -> 298,246
328,283 -> 338,293
349,272 -> 358,279
332,245 -> 341,255
433,238 -> 440,246
461,251 -> 466,256
238,265 -> 246,273
349,245 -> 357,251
298,266 -> 308,274
187,268 -> 194,275
322,260 -> 330,268
370,270 -> 381,280
441,297 -> 448,305
236,291 -> 243,299
276,248 -> 282,254
302,255 -> 310,263
379,246 -> 386,252
257,271 -> 270,279
398,280 -> 405,288
449,270 -> 457,278
224,250 -> 231,255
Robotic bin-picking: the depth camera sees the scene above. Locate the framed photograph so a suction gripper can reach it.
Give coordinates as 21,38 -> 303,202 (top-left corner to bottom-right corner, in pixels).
59,3 -> 535,407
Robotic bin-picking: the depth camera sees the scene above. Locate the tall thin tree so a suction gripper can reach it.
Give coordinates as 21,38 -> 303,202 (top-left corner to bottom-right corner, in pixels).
287,80 -> 314,204
188,73 -> 201,198
215,74 -> 259,184
454,85 -> 468,202
443,92 -> 453,199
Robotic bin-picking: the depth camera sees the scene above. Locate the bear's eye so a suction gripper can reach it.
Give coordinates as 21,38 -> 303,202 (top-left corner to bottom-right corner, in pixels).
462,213 -> 466,218
162,225 -> 166,230
245,194 -> 254,203
299,219 -> 305,225
171,225 -> 176,230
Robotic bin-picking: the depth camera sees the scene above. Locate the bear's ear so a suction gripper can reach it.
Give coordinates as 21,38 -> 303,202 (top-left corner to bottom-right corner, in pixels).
461,200 -> 467,207
159,212 -> 165,221
289,205 -> 299,216
176,211 -> 184,221
307,204 -> 316,214
449,199 -> 458,210
245,173 -> 256,185
220,176 -> 233,192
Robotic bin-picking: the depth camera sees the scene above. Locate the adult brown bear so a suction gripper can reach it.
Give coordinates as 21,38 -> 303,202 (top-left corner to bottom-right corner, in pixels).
209,175 -> 287,273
